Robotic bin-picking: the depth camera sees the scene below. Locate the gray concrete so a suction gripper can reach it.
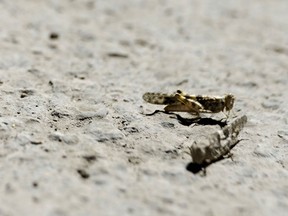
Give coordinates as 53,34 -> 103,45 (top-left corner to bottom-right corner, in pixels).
0,0 -> 288,215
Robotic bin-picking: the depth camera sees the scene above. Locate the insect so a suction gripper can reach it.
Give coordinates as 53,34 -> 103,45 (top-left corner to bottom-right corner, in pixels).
143,90 -> 235,117
188,115 -> 247,165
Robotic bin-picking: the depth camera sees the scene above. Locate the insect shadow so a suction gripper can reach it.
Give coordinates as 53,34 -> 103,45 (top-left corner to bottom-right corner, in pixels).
145,110 -> 227,128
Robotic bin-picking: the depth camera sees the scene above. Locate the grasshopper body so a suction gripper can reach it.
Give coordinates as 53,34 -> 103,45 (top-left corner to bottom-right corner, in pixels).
189,115 -> 247,164
143,90 -> 235,116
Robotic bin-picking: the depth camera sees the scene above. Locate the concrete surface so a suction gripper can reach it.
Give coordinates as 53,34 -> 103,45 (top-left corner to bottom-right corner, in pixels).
0,0 -> 288,215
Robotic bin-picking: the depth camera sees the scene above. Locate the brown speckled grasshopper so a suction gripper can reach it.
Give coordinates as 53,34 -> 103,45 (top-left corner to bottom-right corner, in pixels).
143,90 -> 235,117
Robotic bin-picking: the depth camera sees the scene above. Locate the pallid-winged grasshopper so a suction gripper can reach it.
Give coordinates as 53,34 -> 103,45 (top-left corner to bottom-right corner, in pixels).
188,115 -> 247,165
143,90 -> 235,117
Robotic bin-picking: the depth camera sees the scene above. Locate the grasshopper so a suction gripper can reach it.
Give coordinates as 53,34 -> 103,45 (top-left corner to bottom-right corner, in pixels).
143,90 -> 235,117
188,115 -> 247,165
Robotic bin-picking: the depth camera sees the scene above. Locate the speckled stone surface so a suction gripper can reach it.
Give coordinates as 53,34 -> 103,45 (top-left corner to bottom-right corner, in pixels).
0,1 -> 288,216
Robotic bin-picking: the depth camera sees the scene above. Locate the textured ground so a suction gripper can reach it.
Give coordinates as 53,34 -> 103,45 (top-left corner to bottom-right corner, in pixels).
0,0 -> 288,215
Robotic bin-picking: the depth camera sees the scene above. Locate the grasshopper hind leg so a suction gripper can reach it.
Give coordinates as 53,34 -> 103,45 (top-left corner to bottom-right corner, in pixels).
173,93 -> 204,116
164,93 -> 204,116
164,104 -> 199,115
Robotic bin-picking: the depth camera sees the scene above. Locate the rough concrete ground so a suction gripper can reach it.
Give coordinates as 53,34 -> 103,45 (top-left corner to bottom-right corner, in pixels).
0,0 -> 288,215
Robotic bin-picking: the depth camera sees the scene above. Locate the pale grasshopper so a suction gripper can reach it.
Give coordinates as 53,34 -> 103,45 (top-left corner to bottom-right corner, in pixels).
188,114 -> 247,165
143,90 -> 235,117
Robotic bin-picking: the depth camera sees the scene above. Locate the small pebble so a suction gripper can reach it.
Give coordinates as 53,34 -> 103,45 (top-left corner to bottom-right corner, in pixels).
278,130 -> 288,142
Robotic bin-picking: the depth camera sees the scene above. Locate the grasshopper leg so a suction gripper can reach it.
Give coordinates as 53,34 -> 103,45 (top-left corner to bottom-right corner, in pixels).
172,93 -> 204,115
164,103 -> 197,113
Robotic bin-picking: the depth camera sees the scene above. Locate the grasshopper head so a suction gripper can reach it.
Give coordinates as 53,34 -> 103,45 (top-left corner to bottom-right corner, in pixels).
176,90 -> 185,96
224,94 -> 235,111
